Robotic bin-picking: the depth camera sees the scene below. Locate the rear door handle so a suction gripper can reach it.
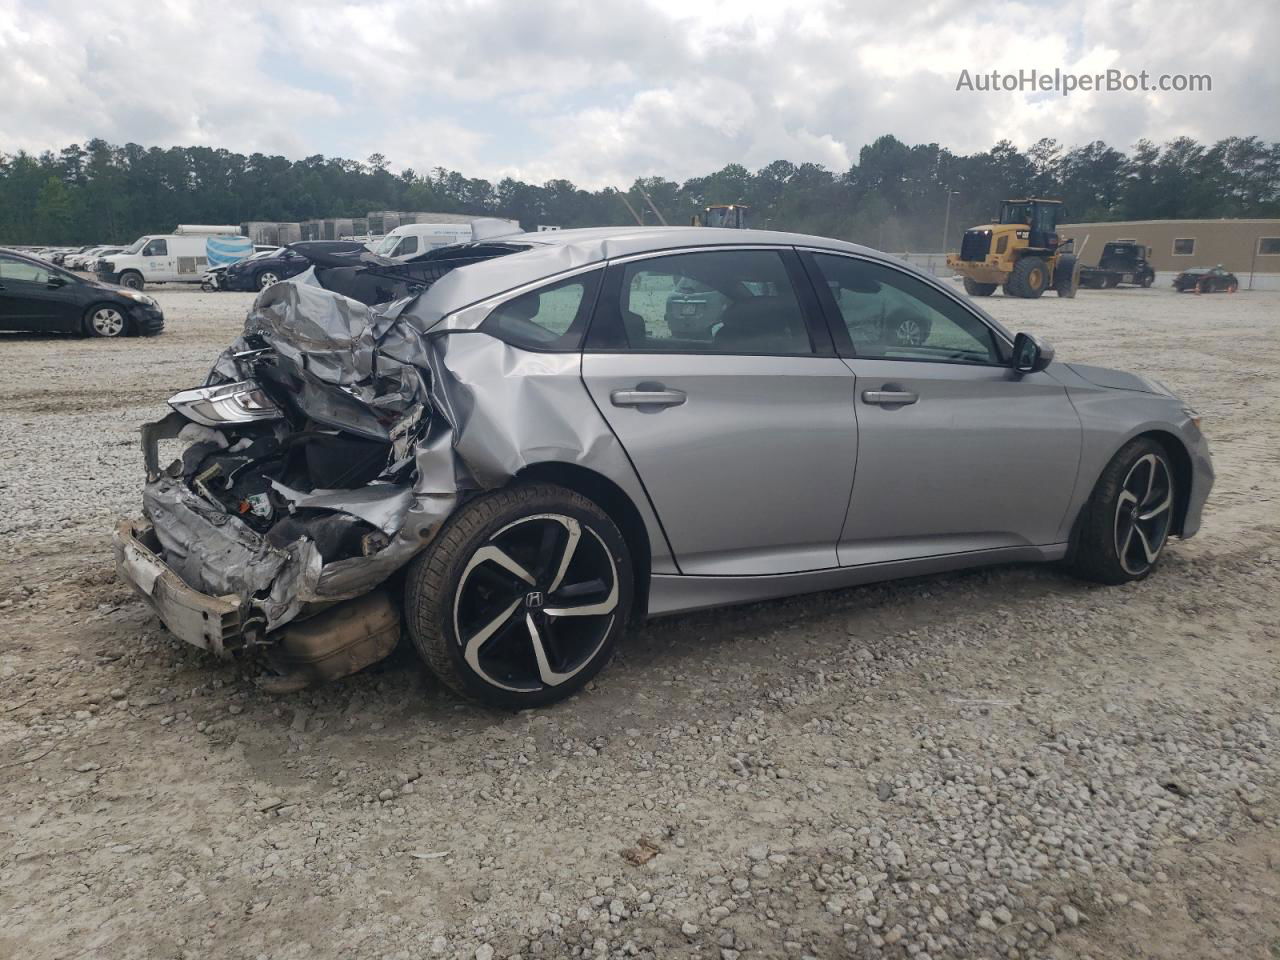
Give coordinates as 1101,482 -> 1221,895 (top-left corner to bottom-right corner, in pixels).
610,387 -> 687,408
862,390 -> 918,405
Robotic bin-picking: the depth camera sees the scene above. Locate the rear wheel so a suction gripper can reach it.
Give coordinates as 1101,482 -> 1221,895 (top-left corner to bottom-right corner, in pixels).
1226,279 -> 1238,293
963,277 -> 997,297
84,303 -> 129,338
404,483 -> 633,708
1071,437 -> 1176,584
1007,257 -> 1048,298
1140,273 -> 1154,288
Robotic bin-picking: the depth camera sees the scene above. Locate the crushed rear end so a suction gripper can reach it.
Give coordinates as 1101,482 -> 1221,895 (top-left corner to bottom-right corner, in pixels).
114,244 -> 531,688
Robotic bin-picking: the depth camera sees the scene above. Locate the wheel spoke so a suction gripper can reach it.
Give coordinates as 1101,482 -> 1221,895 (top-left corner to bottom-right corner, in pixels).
462,599 -> 522,676
545,576 -> 618,617
552,578 -> 606,601
467,545 -> 536,586
1132,524 -> 1160,564
547,518 -> 581,592
1139,490 -> 1172,520
1142,455 -> 1157,503
526,613 -> 578,686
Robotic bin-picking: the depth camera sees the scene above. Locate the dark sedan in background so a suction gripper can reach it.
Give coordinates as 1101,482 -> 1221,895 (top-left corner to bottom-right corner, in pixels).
220,246 -> 312,291
1173,265 -> 1239,293
0,249 -> 164,336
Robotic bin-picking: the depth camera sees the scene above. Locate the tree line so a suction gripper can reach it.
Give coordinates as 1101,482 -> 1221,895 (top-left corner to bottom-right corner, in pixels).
2,134 -> 1277,251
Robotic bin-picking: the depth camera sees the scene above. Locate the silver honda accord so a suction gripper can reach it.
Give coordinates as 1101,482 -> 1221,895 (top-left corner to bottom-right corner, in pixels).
114,226 -> 1213,706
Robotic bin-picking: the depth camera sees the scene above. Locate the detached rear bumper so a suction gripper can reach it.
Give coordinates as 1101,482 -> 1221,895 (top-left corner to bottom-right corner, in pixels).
113,519 -> 249,657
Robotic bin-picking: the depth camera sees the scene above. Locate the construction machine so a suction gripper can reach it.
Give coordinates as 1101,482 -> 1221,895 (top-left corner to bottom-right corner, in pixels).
946,198 -> 1077,299
692,204 -> 750,228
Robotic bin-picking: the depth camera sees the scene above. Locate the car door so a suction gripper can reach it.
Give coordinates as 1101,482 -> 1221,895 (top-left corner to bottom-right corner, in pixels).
278,250 -> 304,279
0,255 -> 67,330
803,251 -> 1082,566
140,238 -> 174,280
580,247 -> 859,576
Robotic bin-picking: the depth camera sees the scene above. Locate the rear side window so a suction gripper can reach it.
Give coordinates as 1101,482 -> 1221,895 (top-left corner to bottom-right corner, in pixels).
481,270 -> 601,352
598,249 -> 814,355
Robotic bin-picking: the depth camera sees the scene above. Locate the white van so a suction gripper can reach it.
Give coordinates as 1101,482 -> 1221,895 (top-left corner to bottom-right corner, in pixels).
98,226 -> 251,290
372,217 -> 522,260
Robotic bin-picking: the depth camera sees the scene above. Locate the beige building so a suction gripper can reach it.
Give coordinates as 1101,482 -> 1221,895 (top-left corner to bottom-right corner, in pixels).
1058,219 -> 1280,290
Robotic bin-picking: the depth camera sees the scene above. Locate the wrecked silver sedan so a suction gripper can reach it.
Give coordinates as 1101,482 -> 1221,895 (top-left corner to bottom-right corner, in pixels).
115,227 -> 1213,707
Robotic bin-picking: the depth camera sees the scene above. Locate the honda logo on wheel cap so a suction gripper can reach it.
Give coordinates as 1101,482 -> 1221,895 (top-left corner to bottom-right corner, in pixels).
525,591 -> 545,609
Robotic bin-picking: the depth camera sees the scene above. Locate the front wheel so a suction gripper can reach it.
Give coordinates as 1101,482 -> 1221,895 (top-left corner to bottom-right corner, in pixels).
84,304 -> 129,338
1007,257 -> 1048,298
119,271 -> 144,290
257,271 -> 280,291
404,483 -> 633,708
1071,438 -> 1176,584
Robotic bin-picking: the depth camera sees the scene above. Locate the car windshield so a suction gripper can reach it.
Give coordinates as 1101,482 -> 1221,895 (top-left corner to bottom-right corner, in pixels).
375,235 -> 401,256
122,238 -> 147,255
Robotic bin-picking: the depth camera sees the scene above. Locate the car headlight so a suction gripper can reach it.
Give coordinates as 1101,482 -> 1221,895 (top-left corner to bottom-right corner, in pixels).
168,381 -> 282,426
121,290 -> 158,308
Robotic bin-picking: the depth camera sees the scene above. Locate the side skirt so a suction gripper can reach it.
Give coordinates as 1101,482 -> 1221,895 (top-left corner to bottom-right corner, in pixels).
646,543 -> 1068,618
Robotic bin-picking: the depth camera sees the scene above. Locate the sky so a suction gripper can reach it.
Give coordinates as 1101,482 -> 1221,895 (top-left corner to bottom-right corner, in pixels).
1,0 -> 1276,188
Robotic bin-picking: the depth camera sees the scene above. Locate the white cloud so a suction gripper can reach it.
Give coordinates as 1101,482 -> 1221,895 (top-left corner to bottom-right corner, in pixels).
0,0 -> 1275,188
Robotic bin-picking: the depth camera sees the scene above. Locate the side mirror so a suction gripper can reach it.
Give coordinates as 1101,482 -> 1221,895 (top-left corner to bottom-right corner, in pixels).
46,274 -> 67,288
1012,331 -> 1054,374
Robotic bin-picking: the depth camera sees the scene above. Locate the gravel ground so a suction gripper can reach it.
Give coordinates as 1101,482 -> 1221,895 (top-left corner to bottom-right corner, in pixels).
0,284 -> 1277,960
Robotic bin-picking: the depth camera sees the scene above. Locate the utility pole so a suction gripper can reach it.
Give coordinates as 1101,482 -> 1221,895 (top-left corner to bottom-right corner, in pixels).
635,185 -> 668,226
940,189 -> 959,254
612,188 -> 644,226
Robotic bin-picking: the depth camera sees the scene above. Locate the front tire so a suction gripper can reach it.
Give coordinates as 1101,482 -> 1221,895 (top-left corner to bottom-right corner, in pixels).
1007,257 -> 1048,298
119,271 -> 144,291
257,271 -> 280,291
404,483 -> 633,708
1071,438 -> 1176,584
84,304 -> 130,338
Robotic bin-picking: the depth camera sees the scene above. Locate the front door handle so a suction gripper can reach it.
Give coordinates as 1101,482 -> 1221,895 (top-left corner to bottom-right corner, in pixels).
862,389 -> 918,405
611,387 -> 687,408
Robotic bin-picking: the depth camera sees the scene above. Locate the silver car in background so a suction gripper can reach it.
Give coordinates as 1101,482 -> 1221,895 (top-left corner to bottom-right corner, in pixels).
114,227 -> 1213,706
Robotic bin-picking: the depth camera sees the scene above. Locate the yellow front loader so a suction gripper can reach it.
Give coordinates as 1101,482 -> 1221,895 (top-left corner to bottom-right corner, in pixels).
946,198 -> 1077,298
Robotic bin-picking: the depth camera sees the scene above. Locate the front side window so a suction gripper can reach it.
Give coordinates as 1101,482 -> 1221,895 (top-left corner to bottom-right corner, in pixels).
811,253 -> 1002,364
0,256 -> 50,284
143,239 -> 168,257
604,249 -> 813,355
398,236 -> 418,256
481,270 -> 601,352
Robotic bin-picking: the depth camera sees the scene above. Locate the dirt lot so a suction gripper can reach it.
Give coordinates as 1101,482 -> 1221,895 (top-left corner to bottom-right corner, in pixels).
1,283 -> 1277,960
